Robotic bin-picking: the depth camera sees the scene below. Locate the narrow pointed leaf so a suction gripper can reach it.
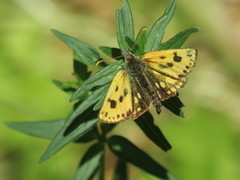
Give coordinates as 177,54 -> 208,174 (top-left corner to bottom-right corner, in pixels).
135,112 -> 172,151
116,0 -> 134,51
52,80 -> 78,95
159,27 -> 200,50
6,119 -> 65,139
72,85 -> 109,118
51,29 -> 100,65
144,0 -> 176,52
134,26 -> 148,56
93,85 -> 109,111
99,46 -> 122,59
74,143 -> 103,180
167,172 -> 180,180
108,135 -> 168,179
39,86 -> 107,162
125,37 -> 136,53
75,126 -> 98,143
114,159 -> 128,180
162,96 -> 185,117
73,53 -> 91,82
70,60 -> 123,101
40,112 -> 98,162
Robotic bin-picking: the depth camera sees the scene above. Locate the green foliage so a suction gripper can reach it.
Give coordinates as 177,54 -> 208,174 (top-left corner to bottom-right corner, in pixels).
74,143 -> 103,180
144,0 -> 176,52
108,135 -> 169,179
114,159 -> 128,180
7,0 -> 199,179
135,112 -> 171,151
116,0 -> 134,51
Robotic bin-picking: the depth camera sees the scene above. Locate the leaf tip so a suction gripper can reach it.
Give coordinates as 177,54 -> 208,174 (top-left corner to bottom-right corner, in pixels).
39,155 -> 47,164
39,151 -> 53,164
5,121 -> 11,128
69,96 -> 76,102
195,27 -> 201,31
179,111 -> 185,118
50,28 -> 58,35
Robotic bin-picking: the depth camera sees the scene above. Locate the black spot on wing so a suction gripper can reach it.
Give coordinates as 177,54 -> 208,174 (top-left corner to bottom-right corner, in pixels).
107,98 -> 117,109
178,74 -> 185,78
167,62 -> 173,67
105,112 -> 108,117
173,52 -> 182,62
119,96 -> 123,102
115,86 -> 119,92
124,89 -> 128,96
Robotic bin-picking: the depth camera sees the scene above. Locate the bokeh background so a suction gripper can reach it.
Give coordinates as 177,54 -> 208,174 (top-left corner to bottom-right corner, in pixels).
1,0 -> 240,179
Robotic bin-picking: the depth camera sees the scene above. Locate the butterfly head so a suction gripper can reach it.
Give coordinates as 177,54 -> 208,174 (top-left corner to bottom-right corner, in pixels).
123,51 -> 135,62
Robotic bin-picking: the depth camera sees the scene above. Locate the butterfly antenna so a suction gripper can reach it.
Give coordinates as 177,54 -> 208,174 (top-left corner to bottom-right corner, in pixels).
113,54 -> 124,60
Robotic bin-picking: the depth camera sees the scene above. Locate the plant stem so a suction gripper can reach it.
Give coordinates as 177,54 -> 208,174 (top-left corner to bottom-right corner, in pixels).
99,145 -> 105,180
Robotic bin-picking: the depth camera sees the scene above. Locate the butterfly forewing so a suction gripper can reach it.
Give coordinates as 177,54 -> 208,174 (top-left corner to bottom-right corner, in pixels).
99,69 -> 134,123
142,49 -> 197,100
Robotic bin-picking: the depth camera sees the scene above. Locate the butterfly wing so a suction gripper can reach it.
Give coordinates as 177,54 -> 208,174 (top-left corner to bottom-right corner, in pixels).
99,69 -> 132,123
99,69 -> 150,123
142,48 -> 197,100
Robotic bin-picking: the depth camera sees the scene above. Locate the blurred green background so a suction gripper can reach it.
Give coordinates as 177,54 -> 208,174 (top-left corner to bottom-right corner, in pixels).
1,0 -> 240,179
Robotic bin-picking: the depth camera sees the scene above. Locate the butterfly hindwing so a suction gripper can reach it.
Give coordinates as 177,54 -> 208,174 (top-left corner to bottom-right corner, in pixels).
142,48 -> 197,100
99,69 -> 133,123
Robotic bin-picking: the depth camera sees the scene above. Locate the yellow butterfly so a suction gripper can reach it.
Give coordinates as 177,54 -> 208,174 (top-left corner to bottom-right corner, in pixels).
99,49 -> 197,123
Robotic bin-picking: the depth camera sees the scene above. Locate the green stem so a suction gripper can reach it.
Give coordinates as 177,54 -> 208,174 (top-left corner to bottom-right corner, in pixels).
97,123 -> 105,180
99,145 -> 105,180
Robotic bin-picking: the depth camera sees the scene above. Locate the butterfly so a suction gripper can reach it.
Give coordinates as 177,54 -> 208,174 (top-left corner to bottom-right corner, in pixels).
98,49 -> 197,123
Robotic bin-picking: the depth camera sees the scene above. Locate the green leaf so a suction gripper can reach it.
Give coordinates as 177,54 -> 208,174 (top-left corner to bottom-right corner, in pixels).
75,126 -> 98,143
71,85 -> 109,119
114,159 -> 128,180
74,143 -> 103,180
167,172 -> 180,180
144,0 -> 176,52
93,85 -> 109,111
134,26 -> 148,56
116,0 -> 134,51
108,135 -> 168,179
39,86 -> 107,162
70,60 -> 123,102
162,95 -> 185,117
6,119 -> 65,139
51,29 -> 100,65
125,37 -> 140,54
99,46 -> 122,59
73,53 -> 91,82
40,110 -> 98,162
135,112 -> 172,151
100,123 -> 117,136
52,80 -> 78,95
159,27 -> 200,50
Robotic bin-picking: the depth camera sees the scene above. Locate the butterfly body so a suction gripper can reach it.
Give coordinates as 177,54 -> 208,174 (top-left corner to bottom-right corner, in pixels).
124,54 -> 162,114
99,49 -> 197,123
